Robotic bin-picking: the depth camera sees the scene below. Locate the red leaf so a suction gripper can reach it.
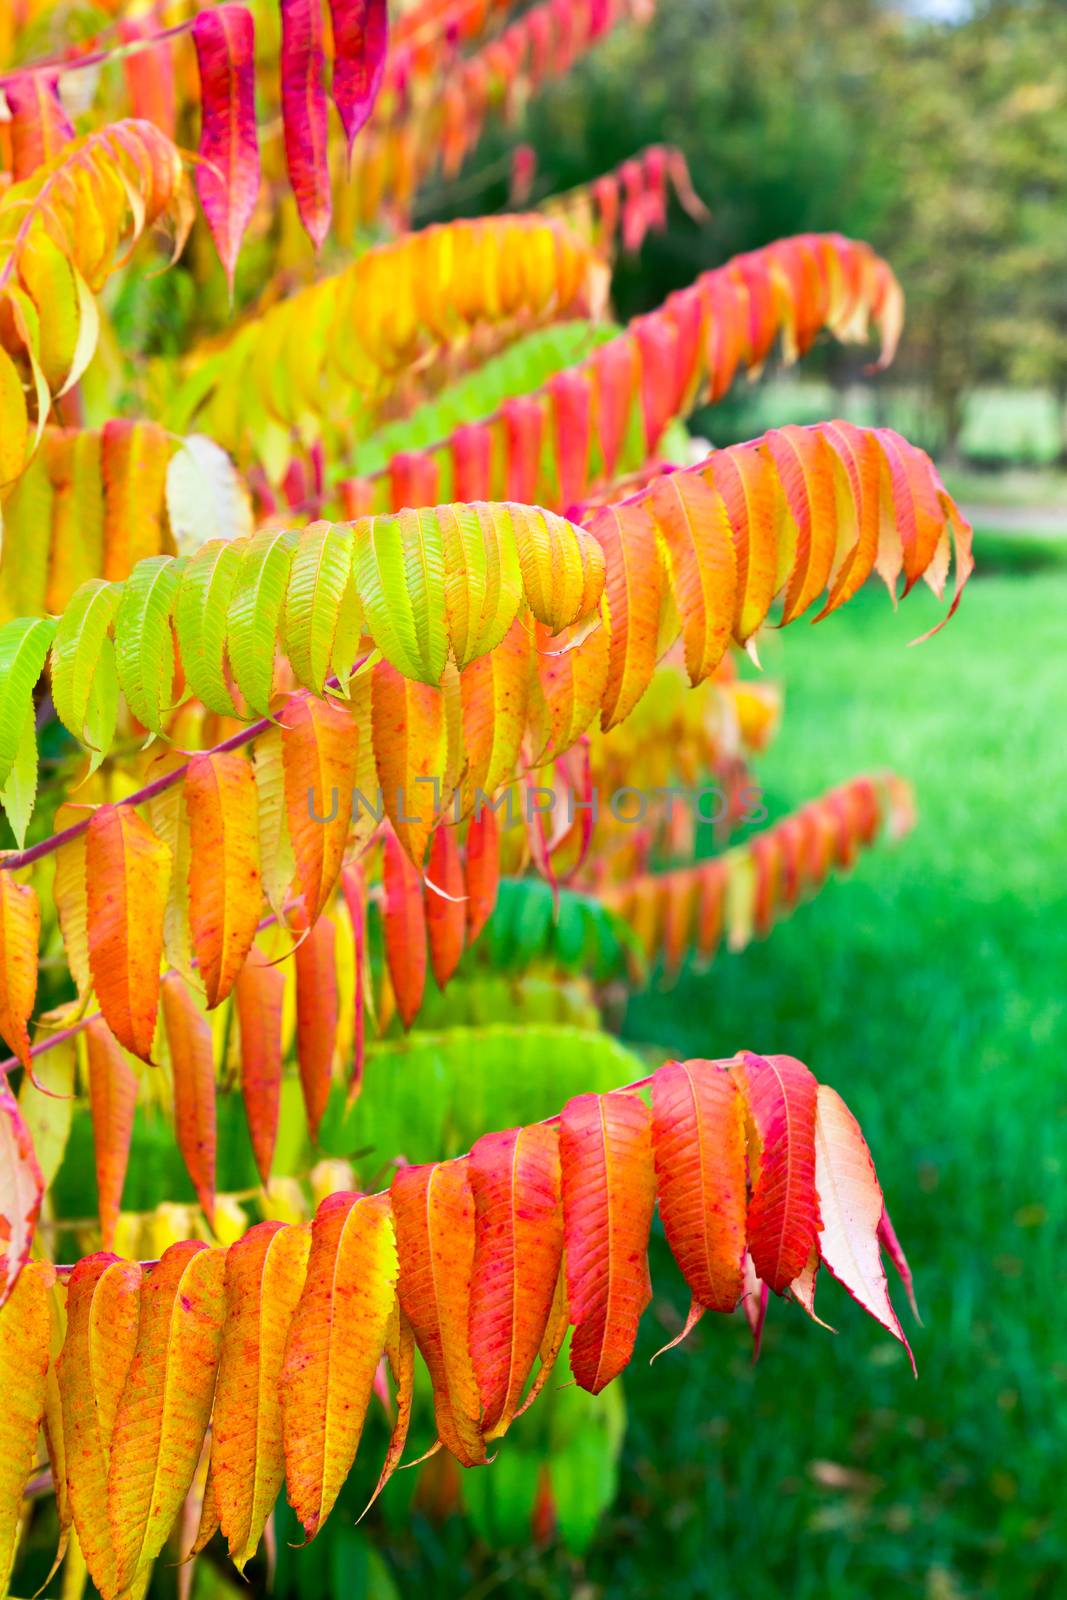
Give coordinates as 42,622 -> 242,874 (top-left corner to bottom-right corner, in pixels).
382,827 -> 426,1028
738,1052 -> 820,1294
340,864 -> 367,1105
4,73 -> 73,181
468,1124 -> 562,1435
389,450 -> 439,513
450,423 -> 493,504
634,315 -> 679,455
192,5 -> 260,291
548,370 -> 592,510
294,914 -> 338,1142
879,1206 -> 920,1322
464,806 -> 500,944
425,825 -> 466,991
280,0 -> 333,250
329,0 -> 388,154
234,949 -> 286,1187
500,396 -> 544,504
590,336 -> 637,482
652,1060 -> 746,1327
559,1091 -> 655,1394
161,974 -> 217,1226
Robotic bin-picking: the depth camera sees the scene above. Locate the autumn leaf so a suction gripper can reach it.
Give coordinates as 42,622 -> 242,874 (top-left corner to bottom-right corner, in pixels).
86,805 -> 171,1063
213,1221 -> 311,1568
468,1124 -> 563,1436
185,752 -> 262,1008
107,1241 -> 227,1595
390,1160 -> 487,1466
85,1017 -> 138,1252
0,1078 -> 44,1307
559,1091 -> 655,1394
58,1254 -> 142,1597
738,1052 -> 821,1294
281,1193 -> 397,1539
0,872 -> 39,1070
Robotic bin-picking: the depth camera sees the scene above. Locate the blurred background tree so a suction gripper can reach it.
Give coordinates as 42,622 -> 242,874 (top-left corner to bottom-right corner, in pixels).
425,0 -> 1067,463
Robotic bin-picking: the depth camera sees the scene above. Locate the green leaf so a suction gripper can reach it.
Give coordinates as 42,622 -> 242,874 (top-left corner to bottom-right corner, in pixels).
283,523 -> 357,692
82,631 -> 118,774
0,615 -> 52,793
353,509 -> 448,684
0,703 -> 38,846
114,556 -> 186,734
50,579 -> 120,746
18,1037 -> 75,1186
354,321 -> 619,478
226,526 -> 299,716
175,539 -> 244,716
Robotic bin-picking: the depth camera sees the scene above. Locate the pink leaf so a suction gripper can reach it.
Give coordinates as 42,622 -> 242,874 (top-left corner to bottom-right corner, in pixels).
879,1206 -> 920,1323
328,0 -> 388,156
281,0 -> 333,250
814,1083 -> 915,1372
741,1251 -> 769,1361
192,5 -> 261,291
0,1078 -> 44,1307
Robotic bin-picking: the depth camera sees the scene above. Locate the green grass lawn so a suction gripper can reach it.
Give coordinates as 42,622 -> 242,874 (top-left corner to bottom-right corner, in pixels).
605,566 -> 1067,1599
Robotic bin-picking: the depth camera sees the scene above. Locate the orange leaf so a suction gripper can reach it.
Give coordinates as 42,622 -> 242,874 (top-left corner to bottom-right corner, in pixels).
213,1221 -> 311,1568
737,1051 -> 820,1294
652,1060 -> 746,1330
234,948 -> 286,1186
282,693 -> 358,925
294,913 -> 338,1142
765,425 -> 839,624
281,1193 -> 398,1539
360,1301 -> 414,1520
57,1253 -> 142,1598
425,825 -> 466,990
649,470 -> 737,685
86,805 -> 171,1063
85,1018 -> 138,1252
382,826 -> 426,1029
587,500 -> 664,730
161,974 -> 217,1226
707,442 -> 781,645
185,752 -> 262,1009
468,1124 -> 563,1436
390,1159 -> 487,1466
107,1241 -> 227,1596
0,1261 -> 52,1596
0,874 -> 38,1070
559,1091 -> 655,1394
458,615 -> 531,810
371,660 -> 447,866
101,419 -> 171,578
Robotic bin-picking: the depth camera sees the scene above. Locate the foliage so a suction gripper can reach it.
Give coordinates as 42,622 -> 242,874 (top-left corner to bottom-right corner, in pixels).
3,1053 -> 915,1597
0,0 -> 981,1594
